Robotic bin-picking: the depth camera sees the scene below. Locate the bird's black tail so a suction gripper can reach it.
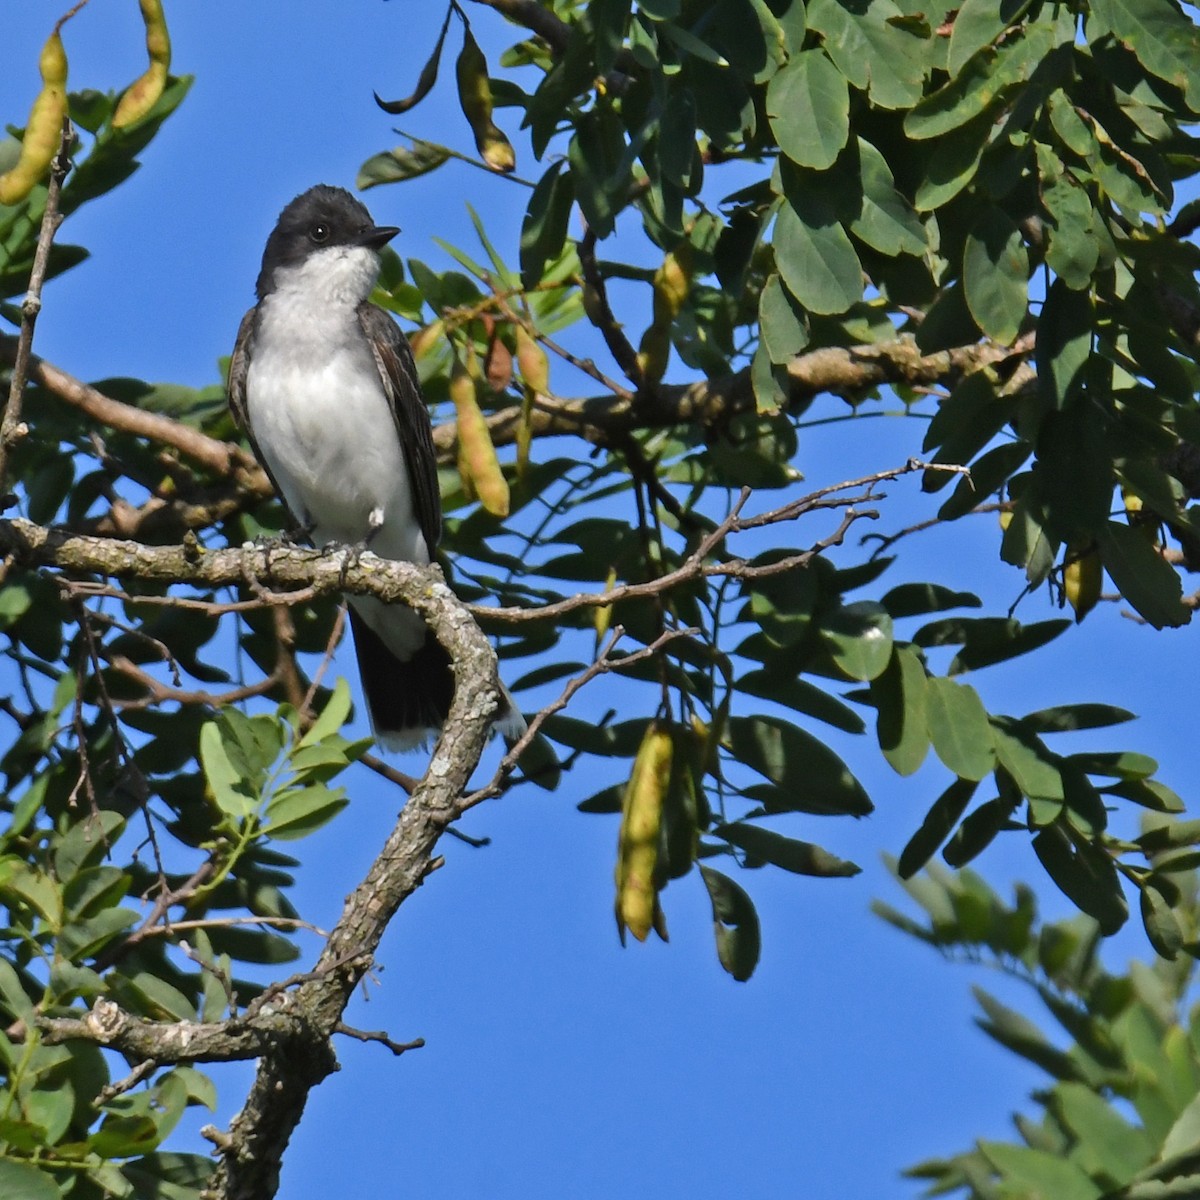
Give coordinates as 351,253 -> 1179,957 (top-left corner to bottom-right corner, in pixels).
348,606 -> 454,751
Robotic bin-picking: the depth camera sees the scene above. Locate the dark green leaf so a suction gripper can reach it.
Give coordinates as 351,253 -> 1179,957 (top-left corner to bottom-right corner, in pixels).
1019,704 -> 1136,733
728,715 -> 873,816
898,777 -> 978,878
1140,883 -> 1182,960
870,644 -> 929,776
963,208 -> 1029,344
520,160 -> 576,290
943,795 -> 1019,868
1036,279 -> 1093,410
699,865 -> 761,981
1033,824 -> 1128,934
1097,520 -> 1189,629
716,822 -> 860,877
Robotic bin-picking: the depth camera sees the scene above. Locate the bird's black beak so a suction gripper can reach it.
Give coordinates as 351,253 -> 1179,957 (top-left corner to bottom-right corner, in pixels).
357,224 -> 400,251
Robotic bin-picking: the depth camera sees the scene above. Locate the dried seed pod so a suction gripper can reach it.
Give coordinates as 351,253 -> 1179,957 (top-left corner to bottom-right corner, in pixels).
113,0 -> 171,128
450,352 -> 510,517
455,28 -> 515,173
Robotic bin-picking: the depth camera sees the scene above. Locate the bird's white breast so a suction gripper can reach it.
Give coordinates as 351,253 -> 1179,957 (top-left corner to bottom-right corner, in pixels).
244,246 -> 428,567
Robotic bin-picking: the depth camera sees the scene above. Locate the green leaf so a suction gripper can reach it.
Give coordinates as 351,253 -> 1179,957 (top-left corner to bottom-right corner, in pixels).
716,823 -> 860,878
766,50 -> 849,170
924,678 -> 996,782
1033,824 -> 1128,935
1068,750 -> 1157,781
870,644 -> 929,777
818,601 -> 894,682
1140,883 -> 1182,960
943,794 -> 1019,868
806,0 -> 925,109
898,778 -> 978,878
199,721 -> 256,819
520,159 -> 575,290
880,583 -> 981,619
53,811 -> 125,882
264,785 -> 349,841
977,1142 -> 1103,1200
773,201 -> 863,315
1037,279 -> 1093,410
990,720 -> 1064,805
699,865 -> 761,981
1091,0 -> 1200,112
849,139 -> 926,257
758,272 -> 809,363
299,678 -> 353,747
1097,520 -> 1189,629
728,715 -> 873,816
737,669 -> 866,734
963,207 -> 1028,344
0,1161 -> 60,1200
357,141 -> 452,189
1019,704 -> 1136,734
948,0 -> 1010,77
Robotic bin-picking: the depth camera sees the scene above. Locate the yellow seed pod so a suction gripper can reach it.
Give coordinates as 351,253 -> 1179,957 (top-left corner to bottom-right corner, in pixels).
450,354 -> 510,517
515,324 -> 549,394
998,509 -> 1013,531
456,29 -> 515,174
113,0 -> 171,128
651,244 -> 693,327
1064,544 -> 1101,623
408,319 -> 444,361
615,721 -> 673,944
0,23 -> 69,206
636,324 -> 671,387
594,565 -> 617,644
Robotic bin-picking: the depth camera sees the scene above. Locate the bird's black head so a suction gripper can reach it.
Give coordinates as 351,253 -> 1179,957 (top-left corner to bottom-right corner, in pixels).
255,185 -> 399,300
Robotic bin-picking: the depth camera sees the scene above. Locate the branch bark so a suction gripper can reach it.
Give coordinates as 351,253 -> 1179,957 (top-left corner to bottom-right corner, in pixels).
14,521 -> 504,1200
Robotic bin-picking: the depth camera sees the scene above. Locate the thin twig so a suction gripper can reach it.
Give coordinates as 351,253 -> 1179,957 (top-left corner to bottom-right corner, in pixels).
334,1023 -> 425,1056
460,624 -> 701,811
0,118 -> 73,498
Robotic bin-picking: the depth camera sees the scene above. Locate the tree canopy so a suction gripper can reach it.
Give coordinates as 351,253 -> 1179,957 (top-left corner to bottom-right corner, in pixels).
0,0 -> 1199,1196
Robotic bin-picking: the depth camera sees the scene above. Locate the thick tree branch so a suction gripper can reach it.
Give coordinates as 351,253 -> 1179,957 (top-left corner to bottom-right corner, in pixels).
430,334 -> 1034,458
0,337 -> 268,488
5,517 -> 504,1200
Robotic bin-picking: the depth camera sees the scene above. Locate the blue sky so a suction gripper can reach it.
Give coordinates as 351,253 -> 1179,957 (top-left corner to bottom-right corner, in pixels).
2,4 -> 1196,1198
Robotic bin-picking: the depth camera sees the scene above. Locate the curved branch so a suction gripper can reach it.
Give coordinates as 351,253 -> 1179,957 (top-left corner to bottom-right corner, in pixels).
0,336 -> 269,489
431,333 -> 1034,459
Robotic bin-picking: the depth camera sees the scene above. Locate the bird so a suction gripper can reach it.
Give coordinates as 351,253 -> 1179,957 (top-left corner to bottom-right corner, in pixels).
227,183 -> 525,751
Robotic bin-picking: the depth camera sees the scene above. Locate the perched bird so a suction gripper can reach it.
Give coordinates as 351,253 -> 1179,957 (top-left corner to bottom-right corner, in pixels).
228,184 -> 524,750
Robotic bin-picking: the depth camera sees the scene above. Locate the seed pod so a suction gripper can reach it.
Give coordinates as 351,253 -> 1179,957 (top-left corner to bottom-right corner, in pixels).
636,324 -> 671,387
455,29 -> 515,174
515,324 -> 549,394
1064,544 -> 1101,623
484,326 -> 513,392
0,22 -> 69,206
450,352 -> 510,517
651,245 -> 693,327
595,565 -> 618,644
113,0 -> 171,128
408,318 -> 444,361
615,721 -> 673,944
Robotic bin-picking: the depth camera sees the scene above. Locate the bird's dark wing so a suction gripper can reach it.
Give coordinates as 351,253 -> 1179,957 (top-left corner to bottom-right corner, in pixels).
357,302 -> 442,555
227,306 -> 306,531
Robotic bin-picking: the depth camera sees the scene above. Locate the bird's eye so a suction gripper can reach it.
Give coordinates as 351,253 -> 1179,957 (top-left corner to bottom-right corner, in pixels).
309,222 -> 330,243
